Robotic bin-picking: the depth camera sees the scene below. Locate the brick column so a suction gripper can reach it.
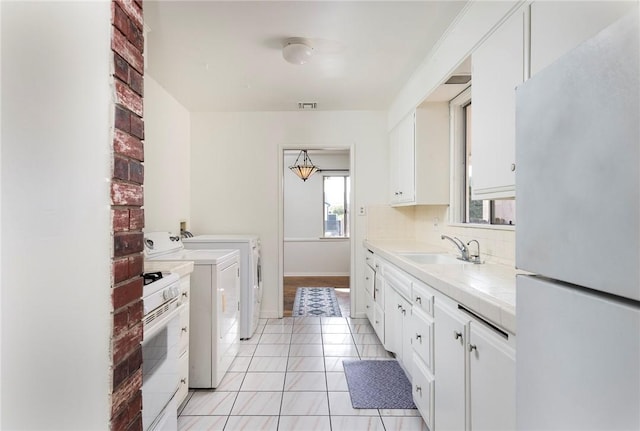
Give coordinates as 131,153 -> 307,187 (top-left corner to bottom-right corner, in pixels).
110,1 -> 145,430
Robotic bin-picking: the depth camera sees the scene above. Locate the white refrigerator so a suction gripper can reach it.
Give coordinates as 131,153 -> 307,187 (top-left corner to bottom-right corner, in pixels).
515,8 -> 639,431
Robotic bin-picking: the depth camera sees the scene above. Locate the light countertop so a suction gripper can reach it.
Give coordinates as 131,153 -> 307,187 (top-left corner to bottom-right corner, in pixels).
364,239 -> 520,334
144,260 -> 194,278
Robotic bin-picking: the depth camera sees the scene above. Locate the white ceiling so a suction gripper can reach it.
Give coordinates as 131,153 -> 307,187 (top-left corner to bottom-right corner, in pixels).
144,1 -> 469,112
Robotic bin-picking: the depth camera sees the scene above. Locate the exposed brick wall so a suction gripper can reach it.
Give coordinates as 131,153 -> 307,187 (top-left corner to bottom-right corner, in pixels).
110,0 -> 145,430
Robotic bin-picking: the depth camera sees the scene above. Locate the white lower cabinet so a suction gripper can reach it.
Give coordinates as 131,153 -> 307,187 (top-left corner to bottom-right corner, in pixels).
363,253 -> 516,431
468,321 -> 516,431
371,269 -> 385,345
384,284 -> 412,376
412,353 -> 435,428
434,300 -> 467,431
364,263 -> 375,323
411,287 -> 435,431
435,297 -> 516,431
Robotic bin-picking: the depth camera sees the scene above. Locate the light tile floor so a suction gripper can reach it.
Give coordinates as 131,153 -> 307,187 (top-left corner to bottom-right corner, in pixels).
178,316 -> 429,431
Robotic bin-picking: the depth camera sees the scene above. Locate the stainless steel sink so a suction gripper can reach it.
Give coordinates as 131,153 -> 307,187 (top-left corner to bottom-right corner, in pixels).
398,252 -> 471,265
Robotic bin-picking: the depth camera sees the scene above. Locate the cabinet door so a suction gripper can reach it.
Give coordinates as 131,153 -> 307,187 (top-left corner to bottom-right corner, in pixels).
384,286 -> 401,355
530,1 -> 636,76
364,264 -> 374,296
389,111 -> 415,205
364,264 -> 375,324
400,296 -> 412,378
471,7 -> 524,199
364,290 -> 374,324
468,321 -> 515,431
434,301 -> 468,431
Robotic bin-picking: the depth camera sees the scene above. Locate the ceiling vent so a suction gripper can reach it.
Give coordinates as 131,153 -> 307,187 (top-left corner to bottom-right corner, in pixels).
298,102 -> 318,110
445,75 -> 471,85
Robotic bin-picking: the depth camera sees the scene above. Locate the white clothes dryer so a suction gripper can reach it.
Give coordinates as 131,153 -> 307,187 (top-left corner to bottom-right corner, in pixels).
183,234 -> 262,340
144,232 -> 240,389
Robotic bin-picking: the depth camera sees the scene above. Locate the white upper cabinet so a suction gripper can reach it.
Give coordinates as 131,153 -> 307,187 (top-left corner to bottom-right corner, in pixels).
389,103 -> 449,206
471,6 -> 525,200
470,1 -> 636,201
389,111 -> 416,205
530,1 -> 637,76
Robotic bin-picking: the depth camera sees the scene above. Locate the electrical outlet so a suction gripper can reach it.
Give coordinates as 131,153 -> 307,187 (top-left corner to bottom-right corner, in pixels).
358,206 -> 366,216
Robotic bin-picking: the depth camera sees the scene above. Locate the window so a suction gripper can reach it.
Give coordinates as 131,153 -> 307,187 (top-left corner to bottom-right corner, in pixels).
451,89 -> 516,226
323,175 -> 350,237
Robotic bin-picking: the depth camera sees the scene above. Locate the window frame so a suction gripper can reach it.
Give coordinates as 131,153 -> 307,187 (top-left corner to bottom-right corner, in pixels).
321,173 -> 350,238
449,87 -> 516,229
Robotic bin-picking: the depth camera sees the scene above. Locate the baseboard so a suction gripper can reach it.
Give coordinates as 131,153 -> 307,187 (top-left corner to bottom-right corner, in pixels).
260,311 -> 280,319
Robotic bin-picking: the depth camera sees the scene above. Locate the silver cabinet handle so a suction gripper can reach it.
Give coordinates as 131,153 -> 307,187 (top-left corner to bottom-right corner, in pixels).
181,378 -> 187,385
469,344 -> 477,353
511,163 -> 516,172
454,331 -> 463,340
182,327 -> 188,333
415,385 -> 422,394
415,333 -> 422,341
415,296 -> 422,304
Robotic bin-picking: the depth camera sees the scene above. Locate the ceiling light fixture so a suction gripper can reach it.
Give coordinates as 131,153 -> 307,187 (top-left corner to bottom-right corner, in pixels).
283,38 -> 313,65
289,150 -> 319,181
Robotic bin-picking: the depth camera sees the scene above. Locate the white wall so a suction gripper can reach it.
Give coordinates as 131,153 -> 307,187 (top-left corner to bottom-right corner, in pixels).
144,76 -> 191,233
1,2 -> 112,428
190,111 -> 388,318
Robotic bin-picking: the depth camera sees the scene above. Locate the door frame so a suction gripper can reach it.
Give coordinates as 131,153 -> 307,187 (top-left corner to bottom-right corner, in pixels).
277,144 -> 356,318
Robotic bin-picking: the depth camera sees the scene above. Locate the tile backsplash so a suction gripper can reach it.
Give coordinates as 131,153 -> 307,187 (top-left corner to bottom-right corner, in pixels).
366,205 -> 515,266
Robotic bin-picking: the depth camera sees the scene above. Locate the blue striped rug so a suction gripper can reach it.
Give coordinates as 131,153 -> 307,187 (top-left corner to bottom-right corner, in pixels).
292,287 -> 342,317
343,360 -> 416,409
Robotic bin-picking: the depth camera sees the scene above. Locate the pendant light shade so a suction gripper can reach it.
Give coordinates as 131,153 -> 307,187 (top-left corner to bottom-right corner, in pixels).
289,150 -> 319,181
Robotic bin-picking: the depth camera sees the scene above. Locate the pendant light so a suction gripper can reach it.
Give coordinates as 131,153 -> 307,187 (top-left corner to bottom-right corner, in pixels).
289,150 -> 319,182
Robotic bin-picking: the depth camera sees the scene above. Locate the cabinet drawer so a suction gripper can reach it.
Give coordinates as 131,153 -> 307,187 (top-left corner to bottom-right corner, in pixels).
365,249 -> 375,269
411,307 -> 434,372
364,289 -> 374,323
179,305 -> 189,354
372,302 -> 385,345
412,280 -> 434,317
364,265 -> 375,296
412,355 -> 435,430
176,350 -> 189,407
374,273 -> 385,307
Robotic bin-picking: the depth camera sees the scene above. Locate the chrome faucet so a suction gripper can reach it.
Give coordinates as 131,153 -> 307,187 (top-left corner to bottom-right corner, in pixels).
441,235 -> 470,261
466,239 -> 482,264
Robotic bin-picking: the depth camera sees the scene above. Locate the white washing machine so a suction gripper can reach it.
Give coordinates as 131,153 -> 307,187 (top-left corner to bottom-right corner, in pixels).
144,231 -> 240,389
183,234 -> 262,340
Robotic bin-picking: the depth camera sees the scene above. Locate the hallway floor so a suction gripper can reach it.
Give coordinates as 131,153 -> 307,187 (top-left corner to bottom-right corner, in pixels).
178,316 -> 428,430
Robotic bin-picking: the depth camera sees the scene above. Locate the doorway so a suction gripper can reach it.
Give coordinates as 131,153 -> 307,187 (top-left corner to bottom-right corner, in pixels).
278,147 -> 355,318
